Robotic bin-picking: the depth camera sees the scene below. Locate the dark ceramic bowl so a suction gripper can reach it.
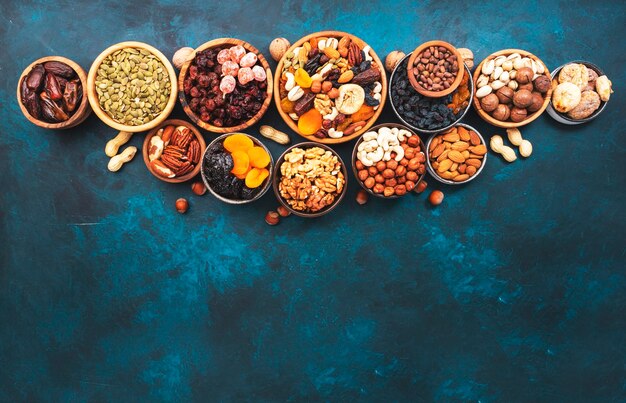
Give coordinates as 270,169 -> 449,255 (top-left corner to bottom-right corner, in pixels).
351,123 -> 426,199
273,142 -> 347,218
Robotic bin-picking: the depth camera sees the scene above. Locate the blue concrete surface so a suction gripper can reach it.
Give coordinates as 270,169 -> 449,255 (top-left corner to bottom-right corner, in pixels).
1,0 -> 625,401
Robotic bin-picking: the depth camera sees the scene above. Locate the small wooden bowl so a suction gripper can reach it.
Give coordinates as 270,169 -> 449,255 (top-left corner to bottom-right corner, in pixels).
87,41 -> 178,132
273,142 -> 348,217
142,119 -> 205,183
17,56 -> 91,129
274,31 -> 388,145
472,49 -> 552,128
178,38 -> 273,134
407,40 -> 464,98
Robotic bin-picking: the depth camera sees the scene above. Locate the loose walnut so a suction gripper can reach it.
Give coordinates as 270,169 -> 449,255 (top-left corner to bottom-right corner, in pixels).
269,37 -> 290,62
480,93 -> 499,112
385,50 -> 406,73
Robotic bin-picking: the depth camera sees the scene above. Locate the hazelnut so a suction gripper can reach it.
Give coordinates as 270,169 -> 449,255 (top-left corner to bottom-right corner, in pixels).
355,160 -> 364,170
357,169 -> 369,181
386,160 -> 399,170
269,37 -> 290,62
382,169 -> 395,179
385,50 -> 406,73
395,165 -> 407,177
533,75 -> 551,93
175,198 -> 188,214
527,92 -> 544,113
373,183 -> 384,194
395,185 -> 407,196
515,67 -> 534,84
496,87 -> 515,104
457,48 -> 474,69
406,171 -> 419,182
385,178 -> 397,187
407,136 -> 420,147
277,206 -> 291,217
356,190 -> 369,205
429,190 -> 444,206
480,93 -> 499,113
405,181 -> 416,191
383,187 -> 395,197
513,89 -> 533,108
364,177 -> 375,189
510,107 -> 528,122
368,166 -> 378,176
191,181 -> 206,196
492,104 -> 511,121
375,161 -> 386,172
416,180 -> 428,193
265,211 -> 280,225
172,47 -> 194,70
374,174 -> 385,184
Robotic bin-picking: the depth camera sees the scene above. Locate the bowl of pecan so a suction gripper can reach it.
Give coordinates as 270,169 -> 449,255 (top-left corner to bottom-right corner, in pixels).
17,56 -> 91,129
201,133 -> 274,204
274,31 -> 387,144
178,38 -> 273,134
352,123 -> 426,198
143,119 -> 206,183
273,142 -> 347,217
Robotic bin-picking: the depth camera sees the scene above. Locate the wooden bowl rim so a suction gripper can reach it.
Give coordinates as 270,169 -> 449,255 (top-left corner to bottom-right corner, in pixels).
87,41 -> 178,133
472,49 -> 552,128
273,30 -> 388,145
272,141 -> 348,217
17,56 -> 91,129
407,40 -> 464,98
142,119 -> 206,183
177,38 -> 274,134
199,132 -> 275,204
351,122 -> 426,198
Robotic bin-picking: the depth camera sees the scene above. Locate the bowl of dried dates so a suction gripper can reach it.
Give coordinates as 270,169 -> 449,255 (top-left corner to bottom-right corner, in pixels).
352,123 -> 426,198
273,143 -> 347,217
472,49 -> 552,128
17,56 -> 91,129
143,119 -> 206,183
425,123 -> 487,185
201,133 -> 274,204
178,38 -> 273,134
389,53 -> 473,134
274,31 -> 387,144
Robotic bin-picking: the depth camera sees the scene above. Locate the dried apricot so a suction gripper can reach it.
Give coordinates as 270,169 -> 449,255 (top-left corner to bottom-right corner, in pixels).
230,150 -> 250,175
245,168 -> 270,188
281,97 -> 295,114
297,108 -> 322,135
247,146 -> 270,169
224,134 -> 253,153
294,68 -> 312,89
351,105 -> 375,122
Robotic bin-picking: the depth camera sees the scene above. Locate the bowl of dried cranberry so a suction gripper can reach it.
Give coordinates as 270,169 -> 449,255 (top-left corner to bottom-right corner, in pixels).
178,38 -> 273,134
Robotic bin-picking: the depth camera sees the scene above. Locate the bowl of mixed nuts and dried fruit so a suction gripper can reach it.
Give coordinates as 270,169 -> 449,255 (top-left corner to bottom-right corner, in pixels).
274,31 -> 387,144
87,41 -> 178,132
273,143 -> 347,217
178,38 -> 273,134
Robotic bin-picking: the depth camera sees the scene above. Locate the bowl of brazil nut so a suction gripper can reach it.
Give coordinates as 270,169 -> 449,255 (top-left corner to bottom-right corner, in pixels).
17,56 -> 91,129
274,31 -> 387,144
87,41 -> 178,132
273,142 -> 347,217
352,123 -> 426,198
425,123 -> 487,185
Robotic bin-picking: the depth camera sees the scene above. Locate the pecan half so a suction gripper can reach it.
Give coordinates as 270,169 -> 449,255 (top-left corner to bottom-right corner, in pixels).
175,161 -> 194,176
348,43 -> 363,66
173,128 -> 192,149
161,154 -> 184,170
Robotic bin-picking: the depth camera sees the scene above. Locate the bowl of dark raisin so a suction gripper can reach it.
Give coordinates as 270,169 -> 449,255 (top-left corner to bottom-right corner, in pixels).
179,38 -> 273,134
17,56 -> 91,129
201,133 -> 274,204
389,53 -> 473,134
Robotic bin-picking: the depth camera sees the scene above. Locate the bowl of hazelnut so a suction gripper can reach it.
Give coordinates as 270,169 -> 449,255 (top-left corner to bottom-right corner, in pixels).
472,49 -> 552,128
352,123 -> 426,198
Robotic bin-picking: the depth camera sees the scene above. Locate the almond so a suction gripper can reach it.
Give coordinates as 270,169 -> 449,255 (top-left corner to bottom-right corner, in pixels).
466,158 -> 482,168
442,131 -> 460,142
453,174 -> 470,182
466,165 -> 477,176
470,144 -> 488,155
437,158 -> 453,172
448,150 -> 465,163
323,47 -> 340,59
338,70 -> 354,83
458,126 -> 471,141
450,141 -> 469,151
429,137 -> 441,152
437,150 -> 450,162
469,131 -> 481,146
431,143 -> 445,158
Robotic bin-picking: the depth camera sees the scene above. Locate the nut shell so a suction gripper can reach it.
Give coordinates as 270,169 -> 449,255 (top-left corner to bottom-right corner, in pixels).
533,75 -> 551,93
269,38 -> 290,62
492,104 -> 511,121
515,67 -> 534,84
527,92 -> 544,113
480,93 -> 499,112
496,86 -> 514,104
513,89 -> 533,108
172,47 -> 194,70
510,107 -> 528,122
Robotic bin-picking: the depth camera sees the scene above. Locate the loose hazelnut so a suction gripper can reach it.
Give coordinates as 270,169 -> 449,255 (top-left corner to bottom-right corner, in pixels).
175,198 -> 188,214
416,180 -> 428,193
510,107 -> 528,122
496,87 -> 514,104
515,67 -> 534,84
277,206 -> 291,217
429,190 -> 444,205
191,181 -> 206,196
513,89 -> 533,108
265,211 -> 280,225
385,50 -> 406,73
492,104 -> 511,121
269,37 -> 290,62
480,93 -> 499,113
356,190 -> 369,205
527,92 -> 544,113
533,75 -> 551,93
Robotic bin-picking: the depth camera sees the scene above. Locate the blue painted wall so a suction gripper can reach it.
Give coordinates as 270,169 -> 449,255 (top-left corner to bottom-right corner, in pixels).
1,0 -> 625,401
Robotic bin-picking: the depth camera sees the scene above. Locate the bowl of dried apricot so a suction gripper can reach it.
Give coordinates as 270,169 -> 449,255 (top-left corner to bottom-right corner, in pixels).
274,31 -> 387,144
201,133 -> 273,204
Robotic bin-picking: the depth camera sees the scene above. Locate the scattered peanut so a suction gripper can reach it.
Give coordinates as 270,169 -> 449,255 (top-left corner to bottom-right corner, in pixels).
506,128 -> 533,158
259,125 -> 290,145
519,139 -> 533,158
107,146 -> 137,172
105,131 -> 133,157
489,135 -> 516,162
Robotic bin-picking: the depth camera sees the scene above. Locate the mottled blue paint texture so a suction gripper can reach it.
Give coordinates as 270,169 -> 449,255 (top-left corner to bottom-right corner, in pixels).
1,0 -> 625,401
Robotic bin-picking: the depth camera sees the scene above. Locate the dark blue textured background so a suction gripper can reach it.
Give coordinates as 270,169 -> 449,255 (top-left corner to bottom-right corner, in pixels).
1,0 -> 625,401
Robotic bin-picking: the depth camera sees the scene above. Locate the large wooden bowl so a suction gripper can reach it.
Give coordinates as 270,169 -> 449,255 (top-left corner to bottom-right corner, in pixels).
472,49 -> 552,128
407,40 -> 464,98
178,38 -> 273,134
17,56 -> 91,129
87,41 -> 178,132
274,31 -> 387,145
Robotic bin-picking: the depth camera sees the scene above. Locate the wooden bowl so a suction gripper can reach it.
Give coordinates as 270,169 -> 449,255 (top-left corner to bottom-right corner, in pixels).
472,49 -> 552,128
87,41 -> 178,132
142,119 -> 205,183
273,31 -> 387,144
407,40 -> 464,98
178,38 -> 273,134
17,56 -> 91,129
273,142 -> 348,217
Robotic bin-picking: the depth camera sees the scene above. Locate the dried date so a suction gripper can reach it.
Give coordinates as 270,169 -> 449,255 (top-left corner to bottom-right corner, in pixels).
40,92 -> 69,122
352,67 -> 381,86
62,80 -> 80,112
45,73 -> 63,101
43,61 -> 75,78
26,64 -> 45,91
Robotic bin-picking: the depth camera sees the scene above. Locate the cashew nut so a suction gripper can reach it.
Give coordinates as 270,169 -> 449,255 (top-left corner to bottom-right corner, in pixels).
107,146 -> 137,172
285,72 -> 296,91
323,107 -> 338,121
288,86 -> 304,102
358,150 -> 374,166
363,45 -> 373,61
373,82 -> 382,94
362,131 -> 378,142
391,145 -> 405,161
367,146 -> 384,163
105,131 -> 132,157
397,129 -> 411,142
383,150 -> 392,161
327,128 -> 343,139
